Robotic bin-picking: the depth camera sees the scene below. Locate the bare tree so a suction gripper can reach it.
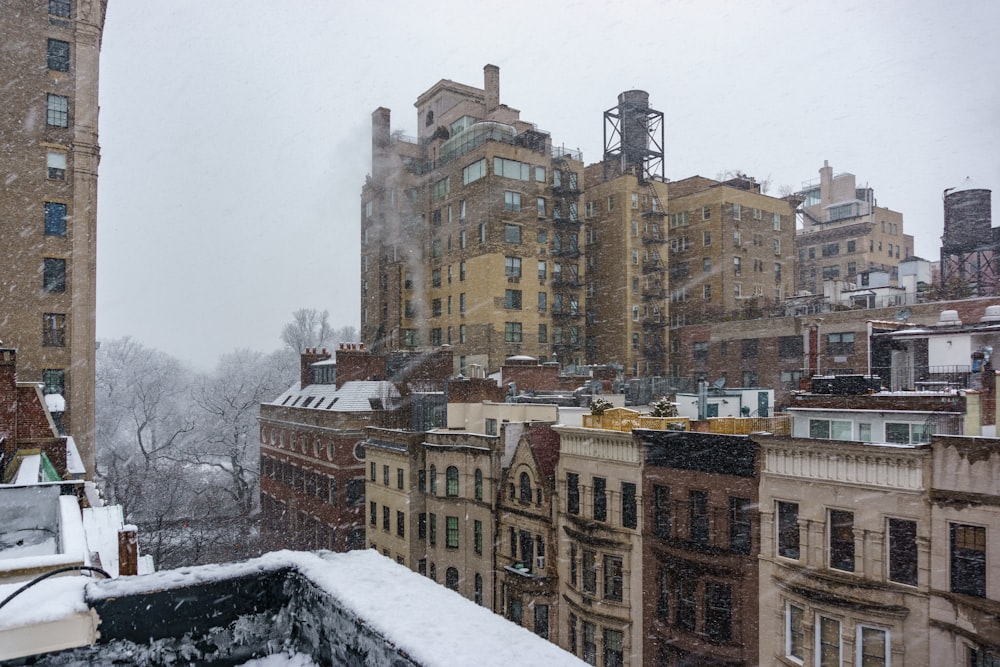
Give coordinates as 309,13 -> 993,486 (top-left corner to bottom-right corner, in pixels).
280,308 -> 334,352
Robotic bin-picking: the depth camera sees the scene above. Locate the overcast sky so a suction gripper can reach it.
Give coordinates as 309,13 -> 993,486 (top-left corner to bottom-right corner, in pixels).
96,0 -> 1000,370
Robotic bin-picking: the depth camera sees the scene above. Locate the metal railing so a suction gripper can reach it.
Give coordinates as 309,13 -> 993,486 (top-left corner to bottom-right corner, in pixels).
707,414 -> 792,435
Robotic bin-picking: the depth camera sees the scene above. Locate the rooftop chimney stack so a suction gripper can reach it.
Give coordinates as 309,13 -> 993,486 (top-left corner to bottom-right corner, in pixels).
484,64 -> 499,113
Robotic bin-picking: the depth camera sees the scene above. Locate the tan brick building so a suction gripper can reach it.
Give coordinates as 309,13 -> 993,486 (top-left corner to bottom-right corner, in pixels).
0,0 -> 108,475
664,174 -> 797,331
583,169 -> 669,376
796,160 -> 912,294
361,65 -> 586,373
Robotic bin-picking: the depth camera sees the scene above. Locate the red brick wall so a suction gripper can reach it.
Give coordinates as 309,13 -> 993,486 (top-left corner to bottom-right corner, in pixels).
335,345 -> 387,388
447,378 -> 504,403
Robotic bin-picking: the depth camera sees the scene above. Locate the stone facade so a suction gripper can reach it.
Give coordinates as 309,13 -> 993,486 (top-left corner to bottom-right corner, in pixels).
555,425 -> 644,666
757,434 -> 932,667
0,0 -> 108,476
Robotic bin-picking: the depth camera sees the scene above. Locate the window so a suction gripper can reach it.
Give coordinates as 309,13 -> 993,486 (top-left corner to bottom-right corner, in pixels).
47,94 -> 69,127
676,578 -> 696,631
504,256 -> 521,277
829,509 -> 855,572
778,501 -> 800,559
603,629 -> 624,667
429,562 -> 436,581
369,501 -> 377,526
604,556 -> 623,601
534,605 -> 549,639
653,485 -> 671,539
474,519 -> 482,555
856,626 -> 888,667
474,573 -> 483,605
446,466 -> 458,497
41,204 -> 68,241
582,621 -> 597,665
429,465 -> 437,495
704,583 -> 732,641
382,505 -> 390,531
429,513 -> 436,545
369,462 -> 376,481
730,497 -> 751,554
775,239 -> 781,255
42,369 -> 64,396
474,469 -> 483,501
951,523 -> 986,597
689,490 -> 708,544
504,322 -> 522,342
418,513 -> 426,539
518,471 -> 531,502
479,223 -> 487,244
48,39 -> 70,72
773,211 -> 781,230
536,196 -> 546,217
693,341 -> 708,362
733,256 -> 742,275
445,567 -> 459,592
504,223 -> 521,244
622,482 -> 637,529
396,510 -> 405,537
504,191 -> 522,211
567,472 -> 580,514
382,464 -> 389,486
462,158 -> 485,184
827,331 -> 855,354
779,335 -> 803,359
817,616 -> 841,667
493,157 -> 531,180
593,477 -> 607,521
786,603 -> 805,662
732,203 -> 741,220
42,313 -> 66,348
49,0 -> 72,17
504,289 -> 522,309
446,516 -> 458,548
887,518 -> 917,585
47,151 -> 67,180
41,257 -> 66,293
582,549 -> 596,594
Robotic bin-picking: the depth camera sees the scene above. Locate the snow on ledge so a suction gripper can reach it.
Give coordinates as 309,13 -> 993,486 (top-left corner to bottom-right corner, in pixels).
88,550 -> 585,666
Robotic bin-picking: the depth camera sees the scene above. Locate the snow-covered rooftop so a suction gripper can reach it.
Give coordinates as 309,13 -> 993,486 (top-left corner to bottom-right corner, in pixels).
269,380 -> 401,412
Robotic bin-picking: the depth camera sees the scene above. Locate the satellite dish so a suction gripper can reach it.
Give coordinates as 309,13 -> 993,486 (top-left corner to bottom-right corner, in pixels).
894,307 -> 911,322
712,377 -> 727,390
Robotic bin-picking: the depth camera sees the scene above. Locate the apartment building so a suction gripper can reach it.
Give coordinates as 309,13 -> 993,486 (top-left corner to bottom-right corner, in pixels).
795,161 -> 912,294
0,0 -> 108,475
259,346 -> 411,553
672,296 -> 1000,409
555,425 -> 644,666
497,424 -> 561,642
582,168 -> 669,377
363,429 -> 425,567
929,436 -> 1000,665
638,431 -> 760,667
664,175 -> 797,330
361,65 -> 585,373
757,434 -> 932,666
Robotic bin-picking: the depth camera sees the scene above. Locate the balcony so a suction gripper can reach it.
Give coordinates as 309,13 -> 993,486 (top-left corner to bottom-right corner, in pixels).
583,407 -> 690,432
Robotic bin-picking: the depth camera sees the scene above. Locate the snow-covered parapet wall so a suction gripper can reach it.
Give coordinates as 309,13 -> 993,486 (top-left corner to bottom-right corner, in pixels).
17,550 -> 585,665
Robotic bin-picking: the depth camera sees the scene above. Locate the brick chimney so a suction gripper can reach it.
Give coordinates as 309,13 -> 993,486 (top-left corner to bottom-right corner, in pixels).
484,64 -> 500,113
336,343 -> 386,389
300,348 -> 332,388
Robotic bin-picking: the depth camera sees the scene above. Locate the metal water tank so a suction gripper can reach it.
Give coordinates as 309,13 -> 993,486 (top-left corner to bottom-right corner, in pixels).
943,178 -> 992,253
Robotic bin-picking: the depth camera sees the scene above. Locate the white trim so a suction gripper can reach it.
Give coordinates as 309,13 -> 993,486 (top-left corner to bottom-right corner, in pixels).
855,624 -> 890,667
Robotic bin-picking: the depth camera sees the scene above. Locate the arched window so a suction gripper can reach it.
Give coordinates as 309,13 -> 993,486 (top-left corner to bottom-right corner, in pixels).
474,468 -> 483,501
429,465 -> 437,495
446,566 -> 459,591
446,466 -> 459,497
519,471 -> 532,502
425,109 -> 434,127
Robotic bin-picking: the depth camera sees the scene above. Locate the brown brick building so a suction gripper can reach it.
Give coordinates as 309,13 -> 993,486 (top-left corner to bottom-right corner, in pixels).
638,430 -> 759,667
0,0 -> 108,475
